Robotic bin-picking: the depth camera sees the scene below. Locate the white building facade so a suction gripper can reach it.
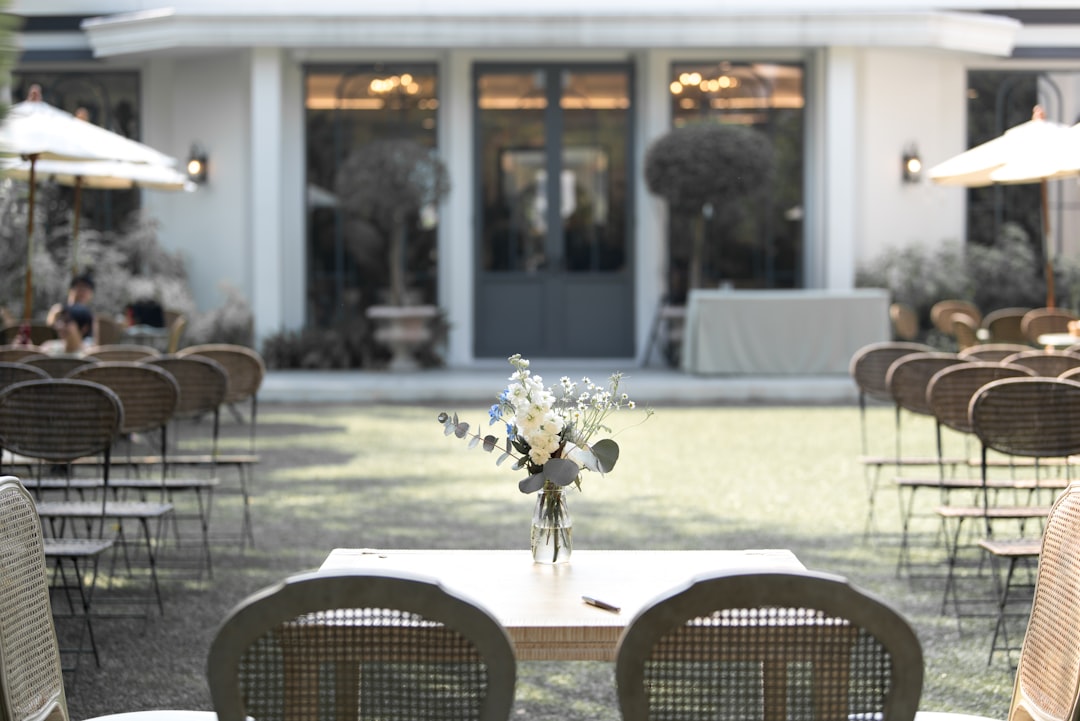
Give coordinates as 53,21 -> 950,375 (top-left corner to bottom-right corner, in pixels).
12,1 -> 1080,365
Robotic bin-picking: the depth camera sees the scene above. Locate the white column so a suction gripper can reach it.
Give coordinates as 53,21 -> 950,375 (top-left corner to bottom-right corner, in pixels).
439,50 -> 475,367
635,50 -> 671,364
250,48 -> 285,341
820,47 -> 859,291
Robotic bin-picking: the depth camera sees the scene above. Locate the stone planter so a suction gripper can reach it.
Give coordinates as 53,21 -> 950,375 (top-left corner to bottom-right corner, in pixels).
365,304 -> 439,371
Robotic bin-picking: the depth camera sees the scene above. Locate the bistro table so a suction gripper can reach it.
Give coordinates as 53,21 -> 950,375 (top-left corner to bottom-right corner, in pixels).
320,548 -> 805,661
1037,332 -> 1080,350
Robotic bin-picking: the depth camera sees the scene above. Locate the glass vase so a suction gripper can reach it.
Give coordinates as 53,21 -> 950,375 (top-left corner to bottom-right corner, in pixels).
531,483 -> 573,564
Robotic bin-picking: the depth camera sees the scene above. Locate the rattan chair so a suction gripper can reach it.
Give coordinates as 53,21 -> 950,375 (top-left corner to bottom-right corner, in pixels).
890,302 -> 919,341
957,343 -> 1032,362
930,299 -> 981,335
0,476 -> 214,721
177,344 -> 266,452
0,379 -> 174,617
94,316 -> 125,346
0,344 -> 48,362
23,355 -> 99,378
981,307 -> 1031,345
69,362 -> 218,576
951,313 -> 981,350
615,569 -> 924,721
1001,349 -> 1080,377
1020,307 -> 1078,344
849,342 -> 935,532
893,362 -> 1035,575
885,352 -> 966,462
84,344 -> 161,362
937,378 -> 1080,621
0,323 -> 58,345
207,568 -> 517,721
917,482 -> 1080,721
141,355 -> 255,547
0,361 -> 48,391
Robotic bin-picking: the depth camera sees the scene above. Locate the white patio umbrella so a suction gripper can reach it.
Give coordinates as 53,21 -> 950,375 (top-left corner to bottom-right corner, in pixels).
0,86 -> 177,321
928,106 -> 1073,307
1,157 -> 195,275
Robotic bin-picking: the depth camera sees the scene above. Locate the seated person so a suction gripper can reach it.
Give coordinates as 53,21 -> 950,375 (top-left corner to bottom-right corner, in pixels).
46,273 -> 95,326
43,303 -> 95,355
125,298 -> 165,328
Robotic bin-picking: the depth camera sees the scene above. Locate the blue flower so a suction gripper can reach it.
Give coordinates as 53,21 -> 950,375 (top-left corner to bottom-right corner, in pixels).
488,403 -> 502,425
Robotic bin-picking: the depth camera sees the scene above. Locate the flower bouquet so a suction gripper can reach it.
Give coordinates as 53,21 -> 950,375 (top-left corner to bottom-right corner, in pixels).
439,354 -> 650,563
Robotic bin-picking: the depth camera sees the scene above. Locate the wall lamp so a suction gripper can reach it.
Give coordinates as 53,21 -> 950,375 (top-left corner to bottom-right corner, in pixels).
902,144 -> 922,183
186,144 -> 208,184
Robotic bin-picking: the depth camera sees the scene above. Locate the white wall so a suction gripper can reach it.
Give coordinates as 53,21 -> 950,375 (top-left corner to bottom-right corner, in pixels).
145,52 -> 252,314
855,49 -> 969,270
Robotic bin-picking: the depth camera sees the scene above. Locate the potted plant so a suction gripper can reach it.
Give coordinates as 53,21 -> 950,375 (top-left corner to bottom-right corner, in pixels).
335,139 -> 450,370
645,122 -> 774,293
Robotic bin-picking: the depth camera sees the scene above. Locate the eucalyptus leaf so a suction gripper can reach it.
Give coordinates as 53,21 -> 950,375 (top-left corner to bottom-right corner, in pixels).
454,421 -> 469,439
592,438 -> 620,472
544,457 -> 580,486
518,472 -> 546,494
496,452 -> 510,466
482,435 -> 498,452
468,435 -> 480,449
564,443 -> 600,473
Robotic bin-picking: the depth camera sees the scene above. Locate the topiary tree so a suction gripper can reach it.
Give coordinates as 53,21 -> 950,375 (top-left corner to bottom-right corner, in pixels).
335,139 -> 450,307
645,123 -> 774,292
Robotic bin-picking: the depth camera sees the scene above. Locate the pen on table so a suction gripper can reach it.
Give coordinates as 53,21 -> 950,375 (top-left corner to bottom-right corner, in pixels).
582,595 -> 621,613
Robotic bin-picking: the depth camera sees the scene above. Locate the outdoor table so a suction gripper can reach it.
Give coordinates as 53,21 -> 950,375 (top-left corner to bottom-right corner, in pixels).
681,289 -> 890,375
1037,332 -> 1080,349
320,548 -> 805,661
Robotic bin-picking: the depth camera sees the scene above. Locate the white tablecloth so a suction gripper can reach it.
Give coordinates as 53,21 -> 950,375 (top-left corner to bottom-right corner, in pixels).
681,289 -> 890,375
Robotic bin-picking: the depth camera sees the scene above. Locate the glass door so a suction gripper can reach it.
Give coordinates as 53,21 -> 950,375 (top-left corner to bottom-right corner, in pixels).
474,64 -> 634,358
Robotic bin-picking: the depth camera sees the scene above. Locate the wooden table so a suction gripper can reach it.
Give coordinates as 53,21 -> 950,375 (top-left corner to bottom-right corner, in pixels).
320,548 -> 805,661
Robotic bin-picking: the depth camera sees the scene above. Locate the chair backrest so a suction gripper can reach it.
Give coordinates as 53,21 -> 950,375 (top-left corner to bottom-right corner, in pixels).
614,569 -> 923,721
84,344 -> 161,362
957,343 -> 1032,362
207,569 -> 517,721
23,355 -> 99,379
951,312 -> 980,350
982,307 -> 1031,345
178,344 -> 265,405
1021,307 -> 1078,344
94,316 -> 125,346
930,299 -> 981,335
889,303 -> 919,341
69,363 -> 179,436
1001,350 -> 1080,378
849,342 -> 934,404
0,324 -> 58,346
0,477 -> 69,721
926,362 -> 1034,435
0,379 -> 122,465
0,362 -> 48,395
141,355 -> 228,419
166,315 -> 187,354
1008,481 -> 1080,721
885,352 -> 964,417
970,377 -> 1080,460
0,346 -> 47,363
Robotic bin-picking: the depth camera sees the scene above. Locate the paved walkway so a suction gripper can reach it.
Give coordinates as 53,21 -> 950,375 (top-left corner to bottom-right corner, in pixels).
261,366 -> 858,404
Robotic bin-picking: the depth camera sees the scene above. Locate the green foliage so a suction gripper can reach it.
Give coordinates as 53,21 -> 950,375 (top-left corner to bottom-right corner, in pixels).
0,179 -> 251,345
856,223 -> 1080,341
644,122 -> 774,216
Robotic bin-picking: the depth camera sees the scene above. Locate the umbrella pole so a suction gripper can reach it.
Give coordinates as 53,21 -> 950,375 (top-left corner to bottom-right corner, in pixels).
23,155 -> 37,322
72,176 -> 83,276
1042,179 -> 1055,308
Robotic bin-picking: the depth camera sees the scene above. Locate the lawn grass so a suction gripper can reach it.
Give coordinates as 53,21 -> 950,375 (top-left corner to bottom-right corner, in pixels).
62,400 -> 1024,720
